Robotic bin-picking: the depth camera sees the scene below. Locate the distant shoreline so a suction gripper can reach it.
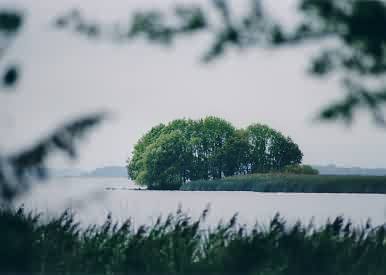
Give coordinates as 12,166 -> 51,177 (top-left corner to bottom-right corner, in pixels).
56,175 -> 129,179
49,165 -> 386,179
49,166 -> 128,178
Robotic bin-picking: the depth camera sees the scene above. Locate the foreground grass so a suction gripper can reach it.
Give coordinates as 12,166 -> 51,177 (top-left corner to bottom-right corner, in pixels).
180,173 -> 386,193
2,207 -> 386,274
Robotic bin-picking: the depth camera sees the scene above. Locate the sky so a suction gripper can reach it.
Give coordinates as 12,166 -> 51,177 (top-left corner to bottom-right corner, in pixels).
1,0 -> 386,170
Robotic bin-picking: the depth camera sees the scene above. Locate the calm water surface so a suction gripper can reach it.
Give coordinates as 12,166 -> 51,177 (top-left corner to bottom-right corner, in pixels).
14,177 -> 386,227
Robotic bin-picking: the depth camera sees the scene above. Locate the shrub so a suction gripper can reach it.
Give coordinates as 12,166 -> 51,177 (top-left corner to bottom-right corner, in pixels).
181,174 -> 386,193
283,164 -> 319,175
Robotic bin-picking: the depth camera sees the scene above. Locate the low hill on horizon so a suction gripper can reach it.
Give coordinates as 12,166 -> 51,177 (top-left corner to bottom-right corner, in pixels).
85,166 -> 128,178
313,165 -> 386,176
49,166 -> 128,178
49,164 -> 386,178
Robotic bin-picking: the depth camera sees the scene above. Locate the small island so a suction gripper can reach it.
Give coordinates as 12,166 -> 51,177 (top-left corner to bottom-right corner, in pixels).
127,117 -> 386,193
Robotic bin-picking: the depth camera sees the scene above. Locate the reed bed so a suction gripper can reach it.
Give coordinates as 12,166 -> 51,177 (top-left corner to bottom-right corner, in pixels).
1,206 -> 386,274
180,174 -> 386,194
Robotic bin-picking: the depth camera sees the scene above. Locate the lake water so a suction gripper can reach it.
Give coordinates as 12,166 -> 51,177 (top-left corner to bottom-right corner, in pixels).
14,177 -> 386,228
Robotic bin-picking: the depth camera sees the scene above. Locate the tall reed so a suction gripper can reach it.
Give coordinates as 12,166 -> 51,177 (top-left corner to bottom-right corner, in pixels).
1,206 -> 386,274
180,174 -> 386,194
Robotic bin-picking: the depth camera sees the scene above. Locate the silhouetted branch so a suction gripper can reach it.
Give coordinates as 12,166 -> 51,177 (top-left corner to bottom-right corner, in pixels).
0,112 -> 107,201
55,0 -> 386,125
55,0 -> 274,62
0,10 -> 23,87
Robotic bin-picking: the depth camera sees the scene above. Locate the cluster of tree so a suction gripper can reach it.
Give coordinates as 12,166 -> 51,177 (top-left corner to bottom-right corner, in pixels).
128,117 -> 303,189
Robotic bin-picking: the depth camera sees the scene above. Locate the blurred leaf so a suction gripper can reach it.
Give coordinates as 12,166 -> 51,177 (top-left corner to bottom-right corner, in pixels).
0,11 -> 22,34
319,93 -> 359,123
129,11 -> 175,45
51,0 -> 386,125
175,5 -> 207,32
0,11 -> 23,89
2,65 -> 19,87
318,87 -> 386,125
212,0 -> 231,24
0,112 -> 107,201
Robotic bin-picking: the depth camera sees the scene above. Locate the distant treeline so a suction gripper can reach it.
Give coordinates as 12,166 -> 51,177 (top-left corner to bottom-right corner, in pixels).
2,207 -> 386,275
49,166 -> 128,178
128,117 -> 303,190
86,166 -> 128,178
315,165 -> 386,176
181,173 -> 386,194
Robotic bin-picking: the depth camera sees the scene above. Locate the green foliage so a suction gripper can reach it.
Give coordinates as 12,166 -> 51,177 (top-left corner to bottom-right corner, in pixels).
141,131 -> 192,190
221,129 -> 250,176
190,117 -> 236,180
181,174 -> 386,193
283,164 -> 319,175
247,124 -> 303,173
129,117 -> 239,189
2,206 -> 386,274
128,117 -> 302,189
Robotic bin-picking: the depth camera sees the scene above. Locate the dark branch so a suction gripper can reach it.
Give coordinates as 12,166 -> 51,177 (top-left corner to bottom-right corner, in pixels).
0,112 -> 107,201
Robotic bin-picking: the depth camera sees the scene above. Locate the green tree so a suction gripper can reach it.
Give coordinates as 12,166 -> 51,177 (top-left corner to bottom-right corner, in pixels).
140,131 -> 192,190
191,117 -> 236,180
221,129 -> 250,176
128,117 -> 237,188
246,124 -> 303,173
128,118 -> 303,189
127,123 -> 166,181
269,136 -> 303,171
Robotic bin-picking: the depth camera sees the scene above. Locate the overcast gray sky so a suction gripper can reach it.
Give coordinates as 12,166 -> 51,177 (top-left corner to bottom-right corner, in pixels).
2,0 -> 386,170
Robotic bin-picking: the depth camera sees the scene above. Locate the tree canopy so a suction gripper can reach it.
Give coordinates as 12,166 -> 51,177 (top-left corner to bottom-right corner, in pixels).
128,117 -> 303,189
